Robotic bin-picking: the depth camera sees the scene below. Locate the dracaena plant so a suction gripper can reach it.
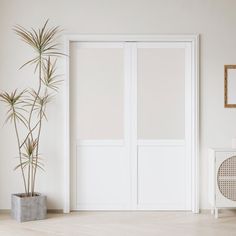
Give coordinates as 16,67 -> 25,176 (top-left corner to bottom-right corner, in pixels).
0,20 -> 64,197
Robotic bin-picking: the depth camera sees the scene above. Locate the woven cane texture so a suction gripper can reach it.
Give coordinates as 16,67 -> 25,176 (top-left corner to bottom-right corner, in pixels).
217,156 -> 236,201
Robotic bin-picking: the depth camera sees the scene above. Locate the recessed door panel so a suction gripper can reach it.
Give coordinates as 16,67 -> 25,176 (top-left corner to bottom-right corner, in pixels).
137,47 -> 185,139
70,42 -> 124,140
76,146 -> 129,209
138,145 -> 186,209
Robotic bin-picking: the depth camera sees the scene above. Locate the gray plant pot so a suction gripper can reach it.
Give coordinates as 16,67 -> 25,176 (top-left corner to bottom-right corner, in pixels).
11,193 -> 47,222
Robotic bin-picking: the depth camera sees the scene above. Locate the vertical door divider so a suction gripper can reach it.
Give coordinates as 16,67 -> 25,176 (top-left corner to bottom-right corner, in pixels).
130,42 -> 138,209
124,43 -> 132,208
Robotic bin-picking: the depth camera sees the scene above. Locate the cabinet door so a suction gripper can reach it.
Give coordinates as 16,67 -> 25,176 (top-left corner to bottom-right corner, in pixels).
215,151 -> 236,207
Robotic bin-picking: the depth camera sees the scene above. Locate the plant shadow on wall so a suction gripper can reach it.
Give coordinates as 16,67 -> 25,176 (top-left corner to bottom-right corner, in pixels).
0,20 -> 65,222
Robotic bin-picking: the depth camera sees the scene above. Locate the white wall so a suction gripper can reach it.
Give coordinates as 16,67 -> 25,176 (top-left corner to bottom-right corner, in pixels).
1,0 -> 236,210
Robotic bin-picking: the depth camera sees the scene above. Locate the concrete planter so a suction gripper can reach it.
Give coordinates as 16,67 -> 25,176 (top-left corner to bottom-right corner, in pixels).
11,193 -> 47,222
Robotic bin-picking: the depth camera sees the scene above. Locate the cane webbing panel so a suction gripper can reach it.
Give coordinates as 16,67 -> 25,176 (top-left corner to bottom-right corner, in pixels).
217,156 -> 236,201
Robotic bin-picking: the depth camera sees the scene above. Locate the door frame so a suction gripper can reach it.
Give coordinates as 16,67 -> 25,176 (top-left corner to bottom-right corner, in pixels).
63,34 -> 200,213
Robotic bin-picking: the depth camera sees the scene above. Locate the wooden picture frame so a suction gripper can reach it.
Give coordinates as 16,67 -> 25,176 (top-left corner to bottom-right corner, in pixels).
224,65 -> 236,108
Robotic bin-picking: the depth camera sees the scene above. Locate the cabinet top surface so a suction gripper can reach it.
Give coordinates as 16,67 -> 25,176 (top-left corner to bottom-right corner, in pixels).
209,148 -> 236,152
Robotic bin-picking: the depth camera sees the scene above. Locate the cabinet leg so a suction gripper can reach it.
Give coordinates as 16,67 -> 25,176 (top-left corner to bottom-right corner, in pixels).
214,208 -> 218,219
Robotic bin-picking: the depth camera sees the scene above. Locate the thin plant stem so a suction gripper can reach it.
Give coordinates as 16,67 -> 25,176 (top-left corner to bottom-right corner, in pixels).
27,152 -> 31,195
31,58 -> 44,195
31,152 -> 34,196
32,99 -> 44,194
28,55 -> 42,142
12,107 -> 27,194
20,119 -> 40,149
28,56 -> 42,195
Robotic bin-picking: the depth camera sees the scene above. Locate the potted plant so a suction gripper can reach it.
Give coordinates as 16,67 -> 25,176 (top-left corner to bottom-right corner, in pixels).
0,20 -> 64,222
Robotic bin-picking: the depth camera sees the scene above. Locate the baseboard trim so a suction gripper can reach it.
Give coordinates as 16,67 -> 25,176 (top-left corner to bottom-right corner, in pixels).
0,209 -> 213,214
0,209 -> 63,214
47,209 -> 63,214
0,209 -> 10,214
199,209 -> 210,214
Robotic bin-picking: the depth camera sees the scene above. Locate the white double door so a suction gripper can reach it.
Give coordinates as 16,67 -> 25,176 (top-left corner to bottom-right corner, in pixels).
70,41 -> 192,210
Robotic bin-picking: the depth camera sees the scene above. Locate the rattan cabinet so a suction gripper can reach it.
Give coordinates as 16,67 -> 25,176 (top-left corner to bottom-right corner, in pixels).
209,148 -> 236,218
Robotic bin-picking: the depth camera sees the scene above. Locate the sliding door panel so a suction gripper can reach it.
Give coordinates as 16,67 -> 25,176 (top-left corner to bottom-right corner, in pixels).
137,43 -> 190,210
70,42 -> 130,210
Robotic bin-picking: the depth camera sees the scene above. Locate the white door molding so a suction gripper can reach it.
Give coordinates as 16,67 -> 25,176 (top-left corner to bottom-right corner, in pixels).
63,34 -> 199,214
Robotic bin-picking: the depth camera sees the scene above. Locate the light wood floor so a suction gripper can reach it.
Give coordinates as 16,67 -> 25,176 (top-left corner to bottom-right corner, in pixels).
1,211 -> 236,236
